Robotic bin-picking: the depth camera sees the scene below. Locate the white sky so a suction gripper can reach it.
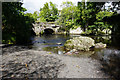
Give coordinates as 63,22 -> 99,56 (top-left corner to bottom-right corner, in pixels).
22,0 -> 81,13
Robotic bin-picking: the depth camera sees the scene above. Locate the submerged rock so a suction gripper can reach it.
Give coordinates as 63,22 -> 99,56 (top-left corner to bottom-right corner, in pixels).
64,36 -> 95,51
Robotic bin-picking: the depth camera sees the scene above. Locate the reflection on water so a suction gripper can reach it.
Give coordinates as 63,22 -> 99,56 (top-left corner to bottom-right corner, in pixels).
31,34 -> 71,50
90,36 -> 112,46
31,34 -> 120,79
31,34 -> 120,54
42,46 -> 65,55
90,35 -> 120,49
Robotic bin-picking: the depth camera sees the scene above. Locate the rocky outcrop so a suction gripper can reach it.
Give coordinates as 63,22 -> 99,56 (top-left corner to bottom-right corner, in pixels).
1,50 -> 64,78
64,36 -> 95,51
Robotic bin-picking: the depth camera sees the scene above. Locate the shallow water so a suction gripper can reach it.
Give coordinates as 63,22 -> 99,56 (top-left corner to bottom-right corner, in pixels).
31,34 -> 120,79
31,34 -> 120,54
31,34 -> 71,53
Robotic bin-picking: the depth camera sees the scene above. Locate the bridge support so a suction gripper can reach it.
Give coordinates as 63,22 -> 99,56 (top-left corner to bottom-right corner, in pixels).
32,22 -> 60,35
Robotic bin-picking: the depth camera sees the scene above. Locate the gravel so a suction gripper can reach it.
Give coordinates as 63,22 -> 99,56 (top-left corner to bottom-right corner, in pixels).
2,45 -> 29,55
1,50 -> 64,78
1,46 -> 109,78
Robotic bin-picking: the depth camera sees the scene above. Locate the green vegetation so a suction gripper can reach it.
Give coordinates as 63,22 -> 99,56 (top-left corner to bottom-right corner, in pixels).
2,1 -> 120,44
57,1 -> 77,33
57,1 -> 114,35
2,2 -> 35,44
39,2 -> 58,22
103,2 -> 120,35
25,11 -> 39,21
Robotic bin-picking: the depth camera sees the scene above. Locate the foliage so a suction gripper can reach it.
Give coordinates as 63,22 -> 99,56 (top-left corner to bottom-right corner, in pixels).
58,1 -> 114,35
2,1 -> 119,45
25,11 -> 39,21
76,2 -> 105,32
32,11 -> 39,21
57,1 -> 77,33
103,1 -> 120,35
2,2 -> 35,44
39,2 -> 58,22
86,11 -> 114,35
57,1 -> 105,33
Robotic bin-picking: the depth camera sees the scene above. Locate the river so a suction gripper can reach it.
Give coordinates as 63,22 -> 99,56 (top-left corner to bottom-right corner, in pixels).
31,34 -> 120,53
31,34 -> 120,79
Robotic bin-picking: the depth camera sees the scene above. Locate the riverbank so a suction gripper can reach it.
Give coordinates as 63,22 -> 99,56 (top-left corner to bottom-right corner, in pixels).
1,46 -> 109,78
1,50 -> 64,78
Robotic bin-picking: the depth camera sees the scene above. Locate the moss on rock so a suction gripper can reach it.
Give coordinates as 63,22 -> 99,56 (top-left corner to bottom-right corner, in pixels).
64,36 -> 95,51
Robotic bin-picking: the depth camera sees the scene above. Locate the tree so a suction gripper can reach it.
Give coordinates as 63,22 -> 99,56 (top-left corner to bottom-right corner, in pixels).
103,1 -> 120,35
49,2 -> 58,21
57,1 -> 77,33
32,11 -> 39,21
2,2 -> 35,44
39,2 -> 58,22
76,2 -> 105,32
58,1 -> 105,34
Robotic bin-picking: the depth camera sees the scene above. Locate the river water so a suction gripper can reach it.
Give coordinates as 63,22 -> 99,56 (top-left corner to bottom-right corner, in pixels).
31,34 -> 120,79
31,34 -> 120,53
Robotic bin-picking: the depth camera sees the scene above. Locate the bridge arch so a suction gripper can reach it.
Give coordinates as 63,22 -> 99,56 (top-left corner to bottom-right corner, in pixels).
44,28 -> 54,34
32,22 -> 60,35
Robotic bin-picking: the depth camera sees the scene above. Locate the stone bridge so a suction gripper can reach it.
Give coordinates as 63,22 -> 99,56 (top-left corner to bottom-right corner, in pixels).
32,22 -> 60,35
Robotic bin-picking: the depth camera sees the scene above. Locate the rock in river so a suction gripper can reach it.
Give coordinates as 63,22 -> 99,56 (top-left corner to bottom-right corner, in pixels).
64,36 -> 95,51
95,42 -> 107,49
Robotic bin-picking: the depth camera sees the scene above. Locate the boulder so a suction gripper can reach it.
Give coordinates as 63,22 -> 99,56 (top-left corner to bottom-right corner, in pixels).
64,36 -> 95,51
95,42 -> 107,48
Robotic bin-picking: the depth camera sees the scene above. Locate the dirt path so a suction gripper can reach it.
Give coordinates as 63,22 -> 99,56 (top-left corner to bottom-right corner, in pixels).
1,49 -> 109,78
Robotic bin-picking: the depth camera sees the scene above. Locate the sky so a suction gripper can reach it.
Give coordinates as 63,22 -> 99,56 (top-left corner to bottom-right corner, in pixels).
22,0 -> 81,13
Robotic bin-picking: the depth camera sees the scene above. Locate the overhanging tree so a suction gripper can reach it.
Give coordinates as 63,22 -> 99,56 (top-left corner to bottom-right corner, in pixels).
2,2 -> 35,44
